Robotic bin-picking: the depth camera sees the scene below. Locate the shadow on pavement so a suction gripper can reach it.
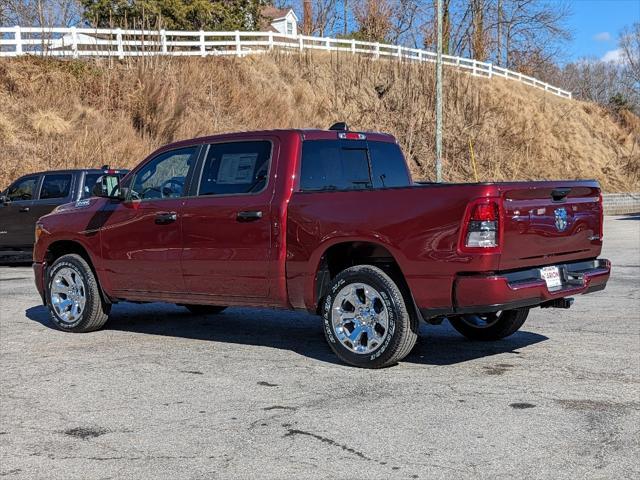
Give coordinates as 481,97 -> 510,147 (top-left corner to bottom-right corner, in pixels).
26,303 -> 548,367
616,214 -> 640,220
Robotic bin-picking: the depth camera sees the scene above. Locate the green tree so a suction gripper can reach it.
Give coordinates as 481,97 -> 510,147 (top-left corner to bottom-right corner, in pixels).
80,0 -> 269,30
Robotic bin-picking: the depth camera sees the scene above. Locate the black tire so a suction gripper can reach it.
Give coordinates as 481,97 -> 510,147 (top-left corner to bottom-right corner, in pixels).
46,254 -> 110,333
182,305 -> 227,315
321,265 -> 418,368
448,308 -> 529,341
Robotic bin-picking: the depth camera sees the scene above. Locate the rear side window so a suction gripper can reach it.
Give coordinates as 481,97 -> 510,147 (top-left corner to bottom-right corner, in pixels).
300,140 -> 371,191
198,141 -> 271,196
40,174 -> 72,199
82,174 -> 102,199
368,142 -> 411,188
82,172 -> 127,198
6,176 -> 38,201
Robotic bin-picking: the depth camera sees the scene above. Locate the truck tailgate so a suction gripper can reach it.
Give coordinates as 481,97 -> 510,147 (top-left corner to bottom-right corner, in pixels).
499,182 -> 602,270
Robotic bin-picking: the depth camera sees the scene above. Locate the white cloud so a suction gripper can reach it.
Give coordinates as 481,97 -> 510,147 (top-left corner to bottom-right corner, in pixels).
593,32 -> 611,42
601,48 -> 624,63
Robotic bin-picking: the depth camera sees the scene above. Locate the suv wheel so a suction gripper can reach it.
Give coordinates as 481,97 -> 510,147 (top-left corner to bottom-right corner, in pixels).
47,254 -> 110,332
322,265 -> 418,368
448,308 -> 529,341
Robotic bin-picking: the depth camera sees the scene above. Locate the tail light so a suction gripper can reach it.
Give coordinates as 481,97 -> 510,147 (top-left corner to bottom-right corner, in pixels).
598,191 -> 604,239
460,198 -> 502,252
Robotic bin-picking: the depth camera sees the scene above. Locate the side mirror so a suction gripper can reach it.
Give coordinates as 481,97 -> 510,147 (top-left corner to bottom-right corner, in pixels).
0,195 -> 10,205
92,175 -> 123,200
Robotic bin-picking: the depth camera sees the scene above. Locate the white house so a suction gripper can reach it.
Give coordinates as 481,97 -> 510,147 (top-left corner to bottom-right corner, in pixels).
260,6 -> 298,36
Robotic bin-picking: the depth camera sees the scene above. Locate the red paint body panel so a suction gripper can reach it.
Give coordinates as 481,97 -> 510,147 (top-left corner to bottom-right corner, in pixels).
32,129 -> 610,316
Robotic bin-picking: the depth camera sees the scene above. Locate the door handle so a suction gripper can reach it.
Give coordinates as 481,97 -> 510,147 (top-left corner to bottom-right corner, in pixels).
236,210 -> 263,222
19,207 -> 30,212
155,211 -> 177,225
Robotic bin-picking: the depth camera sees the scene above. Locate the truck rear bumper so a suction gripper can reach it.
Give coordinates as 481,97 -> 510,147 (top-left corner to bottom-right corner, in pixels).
451,258 -> 610,314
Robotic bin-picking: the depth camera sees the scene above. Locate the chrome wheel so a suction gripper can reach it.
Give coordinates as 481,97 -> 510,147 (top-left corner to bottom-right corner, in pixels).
458,311 -> 502,329
50,267 -> 86,324
331,282 -> 389,355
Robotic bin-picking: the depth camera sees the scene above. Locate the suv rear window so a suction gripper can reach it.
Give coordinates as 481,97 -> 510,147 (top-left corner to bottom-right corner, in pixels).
300,140 -> 371,191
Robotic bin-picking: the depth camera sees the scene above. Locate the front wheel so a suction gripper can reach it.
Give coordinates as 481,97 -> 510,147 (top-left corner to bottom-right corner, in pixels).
448,308 -> 529,341
47,254 -> 110,332
322,265 -> 418,368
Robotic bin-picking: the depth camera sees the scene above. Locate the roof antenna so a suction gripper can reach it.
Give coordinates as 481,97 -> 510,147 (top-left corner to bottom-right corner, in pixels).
329,122 -> 349,131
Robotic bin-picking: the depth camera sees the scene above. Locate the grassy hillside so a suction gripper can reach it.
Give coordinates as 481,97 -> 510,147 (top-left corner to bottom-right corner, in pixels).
0,53 -> 638,191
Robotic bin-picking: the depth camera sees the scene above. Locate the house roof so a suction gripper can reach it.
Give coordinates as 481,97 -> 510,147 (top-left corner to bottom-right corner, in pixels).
260,6 -> 298,22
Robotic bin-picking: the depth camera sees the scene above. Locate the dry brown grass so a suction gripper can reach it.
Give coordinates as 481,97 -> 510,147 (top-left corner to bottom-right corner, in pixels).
0,53 -> 638,191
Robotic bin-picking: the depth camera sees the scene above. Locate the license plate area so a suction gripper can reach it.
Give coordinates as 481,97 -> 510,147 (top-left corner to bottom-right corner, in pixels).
540,266 -> 562,289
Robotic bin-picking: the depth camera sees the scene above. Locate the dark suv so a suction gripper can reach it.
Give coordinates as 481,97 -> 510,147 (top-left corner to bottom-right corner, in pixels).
0,168 -> 127,260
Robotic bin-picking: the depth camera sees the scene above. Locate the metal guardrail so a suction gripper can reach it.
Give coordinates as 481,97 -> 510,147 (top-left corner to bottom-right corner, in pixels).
0,26 -> 572,99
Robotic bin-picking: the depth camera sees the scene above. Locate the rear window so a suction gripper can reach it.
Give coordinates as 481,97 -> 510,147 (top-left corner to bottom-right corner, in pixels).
368,142 -> 411,188
40,174 -> 72,199
300,140 -> 371,191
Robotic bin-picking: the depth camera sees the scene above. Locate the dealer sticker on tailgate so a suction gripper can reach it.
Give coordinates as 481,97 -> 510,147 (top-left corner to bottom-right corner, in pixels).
540,266 -> 562,289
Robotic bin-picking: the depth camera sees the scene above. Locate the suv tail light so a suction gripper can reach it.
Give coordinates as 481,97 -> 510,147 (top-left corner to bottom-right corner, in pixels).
460,198 -> 502,252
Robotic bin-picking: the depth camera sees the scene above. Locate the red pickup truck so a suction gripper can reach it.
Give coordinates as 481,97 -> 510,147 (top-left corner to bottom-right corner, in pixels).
32,126 -> 610,368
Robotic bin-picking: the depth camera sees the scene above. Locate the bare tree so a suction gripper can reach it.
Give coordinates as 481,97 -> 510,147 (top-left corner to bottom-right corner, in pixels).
620,22 -> 640,88
2,0 -> 82,27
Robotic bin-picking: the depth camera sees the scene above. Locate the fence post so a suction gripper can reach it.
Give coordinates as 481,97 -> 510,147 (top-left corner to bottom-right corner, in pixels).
298,35 -> 303,52
160,29 -> 167,54
375,42 -> 380,59
325,38 -> 331,50
14,26 -> 22,55
397,45 -> 402,60
351,39 -> 356,54
116,28 -> 123,59
488,63 -> 492,78
235,30 -> 241,56
472,60 -> 477,76
200,30 -> 205,57
70,26 -> 78,58
269,31 -> 274,51
418,50 -> 423,62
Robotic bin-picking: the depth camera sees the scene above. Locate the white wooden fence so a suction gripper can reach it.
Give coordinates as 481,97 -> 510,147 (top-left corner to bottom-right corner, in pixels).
0,26 -> 572,99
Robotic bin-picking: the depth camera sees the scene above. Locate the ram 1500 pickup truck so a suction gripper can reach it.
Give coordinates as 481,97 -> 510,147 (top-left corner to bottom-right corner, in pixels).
32,127 -> 610,368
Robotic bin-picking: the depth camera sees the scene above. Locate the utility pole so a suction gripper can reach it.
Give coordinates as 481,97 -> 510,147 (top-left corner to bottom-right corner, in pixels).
435,0 -> 443,182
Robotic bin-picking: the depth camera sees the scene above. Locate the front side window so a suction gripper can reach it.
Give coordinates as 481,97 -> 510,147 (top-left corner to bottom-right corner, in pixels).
6,176 -> 38,201
40,173 -> 72,199
300,140 -> 371,191
198,141 -> 271,196
131,147 -> 197,200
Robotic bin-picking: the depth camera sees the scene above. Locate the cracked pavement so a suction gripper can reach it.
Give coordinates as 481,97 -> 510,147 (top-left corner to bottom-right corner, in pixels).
1,216 -> 639,479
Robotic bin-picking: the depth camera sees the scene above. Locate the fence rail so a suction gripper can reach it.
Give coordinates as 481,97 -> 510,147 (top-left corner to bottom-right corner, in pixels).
0,26 -> 572,99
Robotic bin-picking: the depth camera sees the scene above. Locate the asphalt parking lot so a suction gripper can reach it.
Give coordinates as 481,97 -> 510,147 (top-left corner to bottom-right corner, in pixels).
1,216 -> 638,479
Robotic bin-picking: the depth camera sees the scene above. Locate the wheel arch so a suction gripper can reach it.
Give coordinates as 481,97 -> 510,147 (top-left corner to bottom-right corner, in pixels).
310,239 -> 414,315
44,240 -> 111,305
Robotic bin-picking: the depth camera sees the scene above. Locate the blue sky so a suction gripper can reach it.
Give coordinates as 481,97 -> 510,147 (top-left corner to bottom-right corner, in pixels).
567,0 -> 640,61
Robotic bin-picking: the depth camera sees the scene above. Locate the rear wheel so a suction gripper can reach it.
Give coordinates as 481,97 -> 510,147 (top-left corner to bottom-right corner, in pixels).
448,308 -> 529,341
322,265 -> 418,368
182,305 -> 227,315
47,254 -> 110,332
